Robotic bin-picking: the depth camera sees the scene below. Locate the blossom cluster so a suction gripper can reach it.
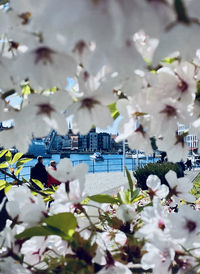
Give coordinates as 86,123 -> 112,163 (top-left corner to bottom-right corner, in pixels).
0,0 -> 199,161
0,156 -> 199,274
0,0 -> 200,273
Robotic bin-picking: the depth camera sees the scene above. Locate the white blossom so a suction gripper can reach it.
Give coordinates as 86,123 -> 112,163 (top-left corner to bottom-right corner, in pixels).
68,71 -> 114,135
133,30 -> 159,63
116,204 -> 136,223
97,261 -> 132,274
168,205 -> 200,246
6,186 -> 47,226
12,47 -> 77,90
146,175 -> 169,199
165,171 -> 195,203
21,236 -> 48,267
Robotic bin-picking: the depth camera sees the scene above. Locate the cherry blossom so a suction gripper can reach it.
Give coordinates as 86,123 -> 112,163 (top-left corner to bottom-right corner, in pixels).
133,30 -> 159,63
165,171 -> 195,203
6,186 -> 47,226
116,98 -> 153,153
116,204 -> 136,223
97,261 -> 132,274
141,239 -> 176,274
12,46 -> 77,90
168,205 -> 200,246
136,197 -> 169,241
68,71 -> 114,134
0,92 -> 71,152
146,175 -> 169,199
21,236 -> 48,267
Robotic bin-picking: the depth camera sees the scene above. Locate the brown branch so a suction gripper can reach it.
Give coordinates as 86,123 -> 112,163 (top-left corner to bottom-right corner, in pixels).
0,168 -> 48,197
0,168 -> 22,184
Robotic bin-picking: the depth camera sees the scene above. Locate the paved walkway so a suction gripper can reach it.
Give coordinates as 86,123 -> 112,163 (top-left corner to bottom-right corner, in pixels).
183,169 -> 200,183
84,171 -> 135,195
84,169 -> 200,196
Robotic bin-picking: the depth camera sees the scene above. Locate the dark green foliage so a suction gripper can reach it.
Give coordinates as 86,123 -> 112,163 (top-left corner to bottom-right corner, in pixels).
134,162 -> 184,190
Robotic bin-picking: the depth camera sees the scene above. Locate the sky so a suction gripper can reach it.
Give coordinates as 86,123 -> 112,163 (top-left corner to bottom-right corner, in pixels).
96,115 -> 121,134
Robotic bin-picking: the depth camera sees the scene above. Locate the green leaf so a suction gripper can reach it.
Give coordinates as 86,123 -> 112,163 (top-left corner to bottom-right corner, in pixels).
118,189 -> 131,204
44,196 -> 54,203
108,102 -> 119,120
14,166 -> 23,176
137,202 -> 153,213
132,194 -> 146,203
131,188 -> 140,202
125,166 -> 134,198
0,150 -> 8,159
44,213 -> 77,240
0,162 -> 9,168
4,184 -> 12,194
5,151 -> 12,164
0,180 -> 6,190
16,226 -> 66,239
162,57 -> 178,64
21,85 -> 31,96
31,179 -> 44,190
16,158 -> 32,167
22,177 -> 28,183
12,153 -> 24,165
89,194 -> 119,204
43,189 -> 55,195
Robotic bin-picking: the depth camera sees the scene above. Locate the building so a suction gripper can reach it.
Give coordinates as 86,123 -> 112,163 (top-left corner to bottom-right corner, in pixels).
110,134 -> 122,152
70,134 -> 79,150
78,135 -> 88,151
88,128 -> 98,152
51,135 -> 63,151
178,124 -> 199,154
62,135 -> 72,150
98,132 -> 111,151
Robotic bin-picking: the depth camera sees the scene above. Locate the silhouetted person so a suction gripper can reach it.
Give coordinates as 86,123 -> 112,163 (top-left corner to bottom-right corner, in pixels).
179,160 -> 185,172
161,151 -> 167,162
30,156 -> 48,189
185,158 -> 192,171
47,161 -> 61,188
0,189 -> 9,232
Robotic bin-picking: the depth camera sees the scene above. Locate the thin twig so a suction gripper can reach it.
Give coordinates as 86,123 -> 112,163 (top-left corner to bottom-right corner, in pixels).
0,168 -> 49,197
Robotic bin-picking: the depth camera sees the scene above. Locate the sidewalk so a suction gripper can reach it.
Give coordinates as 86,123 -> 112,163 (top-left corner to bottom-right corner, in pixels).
84,169 -> 200,196
84,171 -> 134,196
183,169 -> 200,183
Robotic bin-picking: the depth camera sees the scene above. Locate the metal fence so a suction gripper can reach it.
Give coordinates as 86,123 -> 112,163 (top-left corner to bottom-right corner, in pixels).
0,158 -> 149,182
1,158 -> 198,182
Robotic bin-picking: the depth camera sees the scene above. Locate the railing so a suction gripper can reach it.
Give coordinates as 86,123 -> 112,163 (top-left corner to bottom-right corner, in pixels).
0,157 -> 198,182
0,157 -> 149,182
72,158 -> 148,173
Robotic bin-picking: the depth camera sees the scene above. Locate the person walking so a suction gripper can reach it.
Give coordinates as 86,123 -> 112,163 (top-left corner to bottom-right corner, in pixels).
47,160 -> 61,188
185,158 -> 192,171
30,156 -> 48,188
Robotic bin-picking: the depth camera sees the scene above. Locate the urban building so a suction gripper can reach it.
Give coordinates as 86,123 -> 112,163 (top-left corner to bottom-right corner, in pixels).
98,132 -> 111,151
178,123 -> 199,154
70,135 -> 79,150
88,128 -> 98,152
78,135 -> 88,151
62,135 -> 72,150
51,135 -> 63,151
110,134 -> 122,152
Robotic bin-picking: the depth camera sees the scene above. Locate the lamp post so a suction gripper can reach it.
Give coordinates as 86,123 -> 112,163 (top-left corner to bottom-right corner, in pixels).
123,139 -> 125,176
